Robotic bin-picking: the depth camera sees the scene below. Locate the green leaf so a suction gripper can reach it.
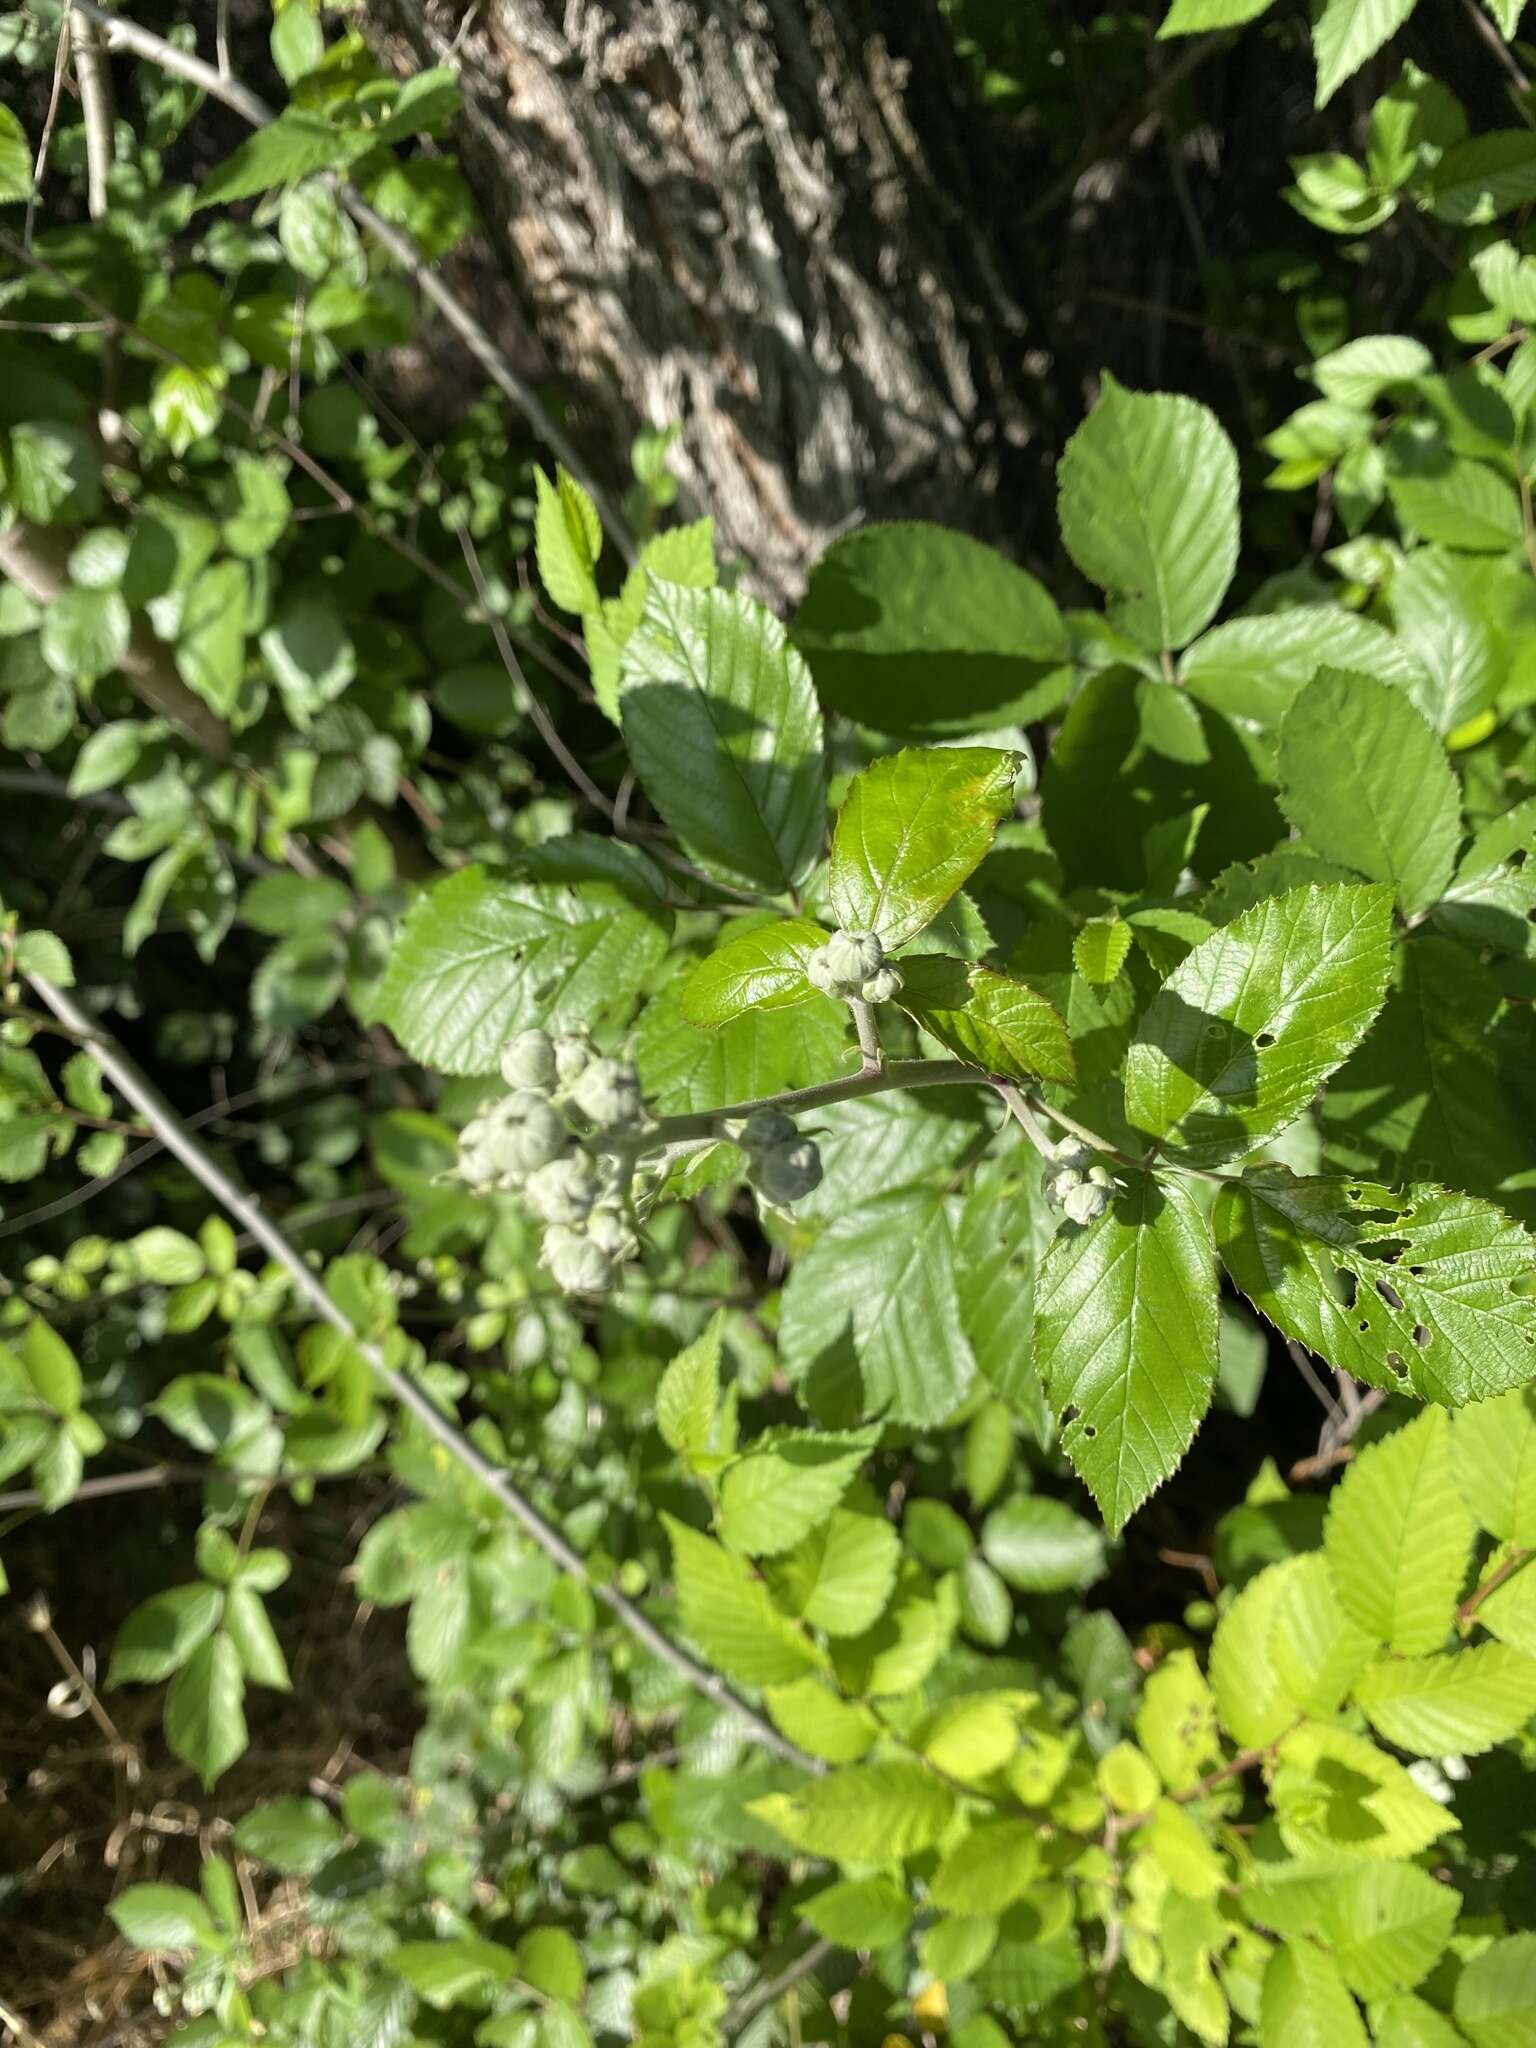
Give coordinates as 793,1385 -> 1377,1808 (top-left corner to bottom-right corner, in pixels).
40,586 -> 129,685
641,517 -> 717,588
1299,1864 -> 1459,2000
1209,1560 -> 1303,1748
764,1675 -> 878,1762
0,105 -> 32,204
979,1495 -> 1106,1593
1356,1641 -> 1536,1755
767,1506 -> 901,1638
378,866 -> 668,1075
127,1227 -> 206,1284
1323,1409 -> 1474,1654
779,1184 -> 976,1427
177,560 -> 248,717
1160,0 -> 1278,30
1485,0 -> 1529,31
1429,132 -> 1536,226
827,746 -> 1019,949
1124,883 -> 1393,1166
802,1873 -> 912,1949
107,1883 -> 220,1953
897,955 -> 1075,1085
1312,0 -> 1416,108
719,1428 -> 876,1558
108,1584 -> 224,1687
680,918 -> 831,1025
392,1937 -> 519,2007
1452,1389 -> 1536,1544
196,109 -> 373,208
1387,547 -> 1499,736
930,1818 -> 1043,1916
791,522 -> 1069,737
1277,670 -> 1461,915
1136,1648 -> 1222,1791
1310,335 -> 1434,407
534,466 -> 603,617
233,1796 -> 342,1875
21,1319 -> 81,1413
1386,454 -> 1523,552
656,1315 -> 722,1460
1057,374 -> 1239,652
1455,1932 -> 1536,2048
1260,1940 -> 1369,2047
1213,1172 -> 1536,1406
662,1515 -> 817,1685
1272,1722 -> 1458,1861
748,1760 -> 956,1864
619,582 -> 827,892
1270,1552 -> 1377,1716
1074,915 -> 1132,986
1035,1174 -> 1220,1531
639,978 -> 850,1117
223,1585 -> 291,1691
165,1634 -> 248,1788
9,421 -> 100,524
518,1928 -> 586,2004
241,872 -> 353,937
1376,1995 -> 1473,2048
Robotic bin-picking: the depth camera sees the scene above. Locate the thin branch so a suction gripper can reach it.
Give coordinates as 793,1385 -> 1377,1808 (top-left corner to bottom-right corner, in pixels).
1462,0 -> 1531,93
648,1058 -> 976,1146
21,970 -> 816,1774
69,0 -> 635,559
70,5 -> 116,219
723,1937 -> 837,2038
1459,1545 -> 1533,1628
24,11 -> 72,250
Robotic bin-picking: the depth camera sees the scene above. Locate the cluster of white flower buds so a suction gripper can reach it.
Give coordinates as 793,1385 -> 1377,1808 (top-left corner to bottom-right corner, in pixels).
457,1027 -> 644,1294
806,928 -> 904,1006
1042,1136 -> 1118,1227
739,1109 -> 823,1207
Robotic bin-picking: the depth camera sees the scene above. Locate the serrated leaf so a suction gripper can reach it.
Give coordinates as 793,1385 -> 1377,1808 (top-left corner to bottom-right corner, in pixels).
802,1873 -> 911,1948
1214,1172 -> 1536,1406
980,1494 -> 1106,1592
763,1676 -> 878,1762
1277,670 -> 1461,915
898,954 -> 1074,1085
791,522 -> 1068,738
1324,1409 -> 1474,1654
1452,1389 -> 1536,1544
827,747 -> 1019,949
108,1583 -> 223,1687
1074,915 -> 1132,986
1210,1559 -> 1302,1748
196,109 -> 373,208
662,1516 -> 817,1686
718,1428 -> 876,1557
619,582 -> 827,892
1356,1642 -> 1536,1755
1136,1648 -> 1222,1791
1180,605 -> 1426,747
680,917 -> 830,1025
930,1818 -> 1043,1915
637,976 -> 851,1116
378,866 -> 668,1075
1124,883 -> 1393,1166
1386,453 -> 1523,552
1160,0 -> 1278,28
779,1183 -> 976,1427
1272,1723 -> 1458,1860
165,1633 -> 248,1788
1058,374 -> 1240,652
534,466 -> 602,616
766,1505 -> 901,1637
748,1760 -> 955,1864
656,1315 -> 722,1460
1312,0 -> 1416,108
1455,1931 -> 1536,2048
1035,1174 -> 1220,1531
1429,133 -> 1536,226
1260,1939 -> 1369,2047
1271,1552 -> 1377,1715
107,1883 -> 220,1952
1485,0 -> 1529,32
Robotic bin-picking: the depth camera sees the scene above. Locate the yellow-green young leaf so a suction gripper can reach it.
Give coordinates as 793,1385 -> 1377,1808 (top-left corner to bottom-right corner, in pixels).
1485,0 -> 1529,34
21,1318 -> 82,1413
1386,450 -> 1524,553
802,1874 -> 911,1949
917,1692 -> 1023,1783
921,1914 -> 998,1983
765,1504 -> 901,1638
718,1427 -> 876,1557
1323,1409 -> 1474,1654
392,1937 -> 519,2007
165,1633 -> 248,1788
1355,1643 -> 1536,1756
1124,884 -> 1392,1166
1452,1389 -> 1536,1544
1098,1741 -> 1161,1814
748,1760 -> 956,1864
1149,1799 -> 1226,1901
0,105 -> 33,204
827,746 -> 1020,949
680,918 -> 831,1026
517,1928 -> 586,2004
1161,1891 -> 1232,2047
1277,670 -> 1461,915
1209,1559 -> 1303,1748
533,465 -> 603,616
763,1676 -> 878,1763
640,517 -> 716,589
1035,1174 -> 1220,1531
1260,1940 -> 1369,2048
897,955 -> 1075,1086
1312,0 -> 1417,108
1375,1994 -> 1470,2048
1213,1174 -> 1536,1408
662,1516 -> 817,1687
1317,1865 -> 1458,2001
619,582 -> 828,893
1057,374 -> 1240,653
1455,1932 -> 1536,2048
1270,1552 -> 1377,1716
1271,1724 -> 1458,1862
979,1494 -> 1106,1594
655,1314 -> 722,1461
1136,1649 -> 1223,1793
1073,915 -> 1132,986
1472,1545 -> 1536,1655
107,1882 -> 220,1952
1160,0 -> 1278,29
929,1817 -> 1042,1916
833,1564 -> 959,1700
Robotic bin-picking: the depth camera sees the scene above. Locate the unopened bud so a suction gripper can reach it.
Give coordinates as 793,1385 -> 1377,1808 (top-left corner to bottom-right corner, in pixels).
500,1028 -> 557,1093
570,1056 -> 645,1132
586,1202 -> 638,1262
859,964 -> 904,1005
524,1151 -> 600,1226
741,1109 -> 799,1154
752,1136 -> 823,1206
808,928 -> 886,998
1061,1176 -> 1114,1226
543,1224 -> 616,1295
551,1027 -> 596,1087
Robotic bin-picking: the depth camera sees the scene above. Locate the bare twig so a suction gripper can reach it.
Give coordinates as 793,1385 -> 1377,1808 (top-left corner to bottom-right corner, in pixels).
1459,1545 -> 1533,1628
70,5 -> 115,219
24,12 -> 72,249
21,971 -> 817,1774
723,1937 -> 837,2037
1462,0 -> 1531,93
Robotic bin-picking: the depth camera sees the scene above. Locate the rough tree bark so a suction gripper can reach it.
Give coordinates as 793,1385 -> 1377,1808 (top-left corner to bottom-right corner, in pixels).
366,0 -> 1052,603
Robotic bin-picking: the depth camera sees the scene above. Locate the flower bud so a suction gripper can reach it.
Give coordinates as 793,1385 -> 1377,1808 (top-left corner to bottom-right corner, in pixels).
1050,1137 -> 1095,1172
551,1027 -> 596,1087
1061,1176 -> 1113,1227
543,1224 -> 615,1295
741,1109 -> 799,1154
458,1089 -> 569,1189
524,1151 -> 600,1226
808,928 -> 886,997
586,1202 -> 639,1262
859,963 -> 904,1005
752,1136 -> 823,1206
500,1028 -> 558,1093
570,1056 -> 646,1132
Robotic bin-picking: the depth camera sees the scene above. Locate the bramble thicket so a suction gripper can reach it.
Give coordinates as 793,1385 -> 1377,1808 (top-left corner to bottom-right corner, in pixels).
4,2 -> 1536,2045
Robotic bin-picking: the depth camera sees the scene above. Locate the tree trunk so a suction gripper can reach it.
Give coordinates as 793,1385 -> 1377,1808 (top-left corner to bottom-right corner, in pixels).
366,0 -> 1048,604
